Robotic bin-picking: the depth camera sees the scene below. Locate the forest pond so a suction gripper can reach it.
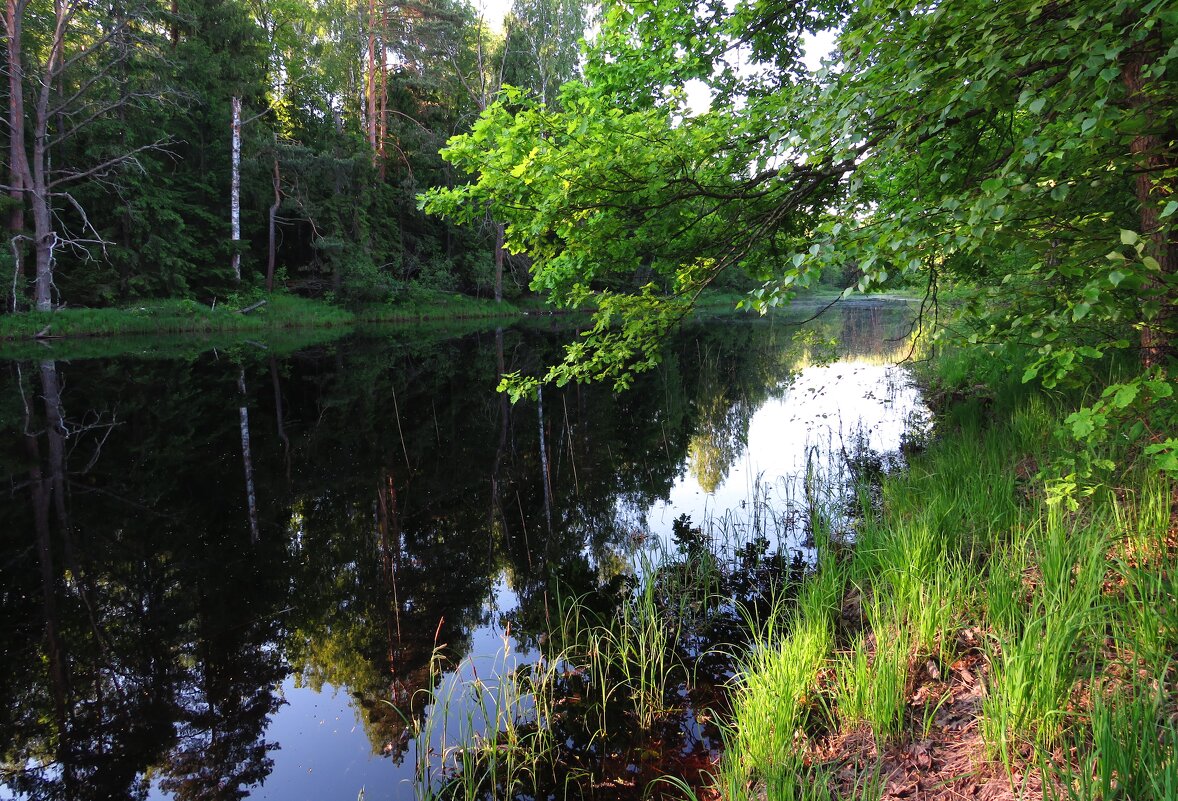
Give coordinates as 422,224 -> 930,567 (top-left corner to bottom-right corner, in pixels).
0,300 -> 930,800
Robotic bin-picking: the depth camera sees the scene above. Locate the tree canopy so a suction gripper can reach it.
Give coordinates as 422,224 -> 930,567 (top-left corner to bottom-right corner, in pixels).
3,0 -> 1174,473
1,0 -> 590,309
423,0 -> 1176,476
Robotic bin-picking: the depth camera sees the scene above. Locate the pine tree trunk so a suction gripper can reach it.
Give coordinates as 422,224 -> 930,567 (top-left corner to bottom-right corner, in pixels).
377,6 -> 388,177
366,0 -> 377,158
31,115 -> 54,311
26,0 -> 57,312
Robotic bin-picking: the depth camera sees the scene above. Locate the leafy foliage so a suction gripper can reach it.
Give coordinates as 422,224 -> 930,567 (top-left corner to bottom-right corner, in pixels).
426,0 -> 1176,477
3,0 -> 593,309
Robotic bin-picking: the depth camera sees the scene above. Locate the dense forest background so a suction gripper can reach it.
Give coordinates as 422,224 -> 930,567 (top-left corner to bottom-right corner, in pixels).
1,0 -> 590,311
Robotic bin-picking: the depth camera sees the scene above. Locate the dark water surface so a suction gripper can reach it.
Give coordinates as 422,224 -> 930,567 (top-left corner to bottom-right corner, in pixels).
0,302 -> 927,800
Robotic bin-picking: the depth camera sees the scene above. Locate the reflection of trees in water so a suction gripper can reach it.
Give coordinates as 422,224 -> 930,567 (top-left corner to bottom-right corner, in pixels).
0,359 -> 287,801
837,301 -> 918,361
0,303 -> 917,798
688,352 -> 752,494
684,313 -> 872,495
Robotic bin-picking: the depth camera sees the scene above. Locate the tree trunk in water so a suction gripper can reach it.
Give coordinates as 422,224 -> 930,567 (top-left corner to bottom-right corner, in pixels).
537,386 -> 552,536
494,221 -> 505,303
267,154 -> 280,292
29,430 -> 71,780
1122,36 -> 1176,369
238,368 -> 259,543
230,96 -> 242,283
22,362 -> 71,780
268,356 -> 290,481
376,470 -> 402,657
491,327 -> 510,543
40,360 -> 69,532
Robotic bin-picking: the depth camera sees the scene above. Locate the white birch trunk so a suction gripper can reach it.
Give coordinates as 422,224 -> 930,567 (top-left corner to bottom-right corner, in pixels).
238,368 -> 259,543
230,96 -> 242,282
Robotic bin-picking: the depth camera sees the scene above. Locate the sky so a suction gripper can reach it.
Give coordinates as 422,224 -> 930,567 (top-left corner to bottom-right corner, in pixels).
474,0 -> 513,29
471,1 -> 838,115
473,0 -> 838,68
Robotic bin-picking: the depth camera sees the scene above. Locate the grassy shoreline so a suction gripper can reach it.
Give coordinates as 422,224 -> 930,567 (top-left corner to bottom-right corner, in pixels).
0,286 -> 916,349
0,291 -> 522,342
716,347 -> 1176,799
408,343 -> 1175,800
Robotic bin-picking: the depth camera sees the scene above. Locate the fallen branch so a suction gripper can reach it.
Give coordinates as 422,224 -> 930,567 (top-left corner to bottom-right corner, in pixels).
237,299 -> 268,315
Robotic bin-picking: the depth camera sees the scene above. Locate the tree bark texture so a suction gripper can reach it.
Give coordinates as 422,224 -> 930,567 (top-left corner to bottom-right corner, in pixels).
5,0 -> 29,311
1121,34 -> 1176,369
267,154 -> 281,292
366,0 -> 378,159
231,96 -> 242,283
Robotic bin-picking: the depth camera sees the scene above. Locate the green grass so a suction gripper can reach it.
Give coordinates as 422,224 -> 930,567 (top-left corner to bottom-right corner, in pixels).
411,538 -> 744,799
401,338 -> 1175,800
0,286 -> 910,358
0,290 -> 528,359
981,509 -> 1107,761
719,610 -> 835,800
0,293 -> 354,341
413,634 -> 563,801
361,287 -> 522,323
0,290 -> 517,339
716,343 -> 1176,800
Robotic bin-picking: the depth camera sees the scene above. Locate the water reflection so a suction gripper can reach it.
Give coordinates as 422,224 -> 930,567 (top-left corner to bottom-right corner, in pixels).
0,302 -> 926,800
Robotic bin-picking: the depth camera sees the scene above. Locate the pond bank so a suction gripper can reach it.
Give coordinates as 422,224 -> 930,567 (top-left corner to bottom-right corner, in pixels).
0,304 -> 928,800
719,348 -> 1176,799
0,287 -> 880,354
421,343 -> 1176,800
0,291 -> 518,343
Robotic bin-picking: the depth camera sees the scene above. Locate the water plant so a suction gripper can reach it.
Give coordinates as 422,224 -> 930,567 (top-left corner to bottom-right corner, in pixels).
406,339 -> 1176,801
408,515 -> 810,800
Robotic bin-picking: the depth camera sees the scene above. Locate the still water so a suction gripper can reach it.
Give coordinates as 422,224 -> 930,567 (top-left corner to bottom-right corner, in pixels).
0,301 -> 928,800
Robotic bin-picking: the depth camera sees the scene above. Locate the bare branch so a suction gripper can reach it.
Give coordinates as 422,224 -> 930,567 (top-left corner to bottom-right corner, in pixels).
53,192 -> 112,261
242,106 -> 273,127
48,45 -> 139,117
48,139 -> 172,188
10,233 -> 33,311
49,12 -> 134,79
48,94 -> 167,148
